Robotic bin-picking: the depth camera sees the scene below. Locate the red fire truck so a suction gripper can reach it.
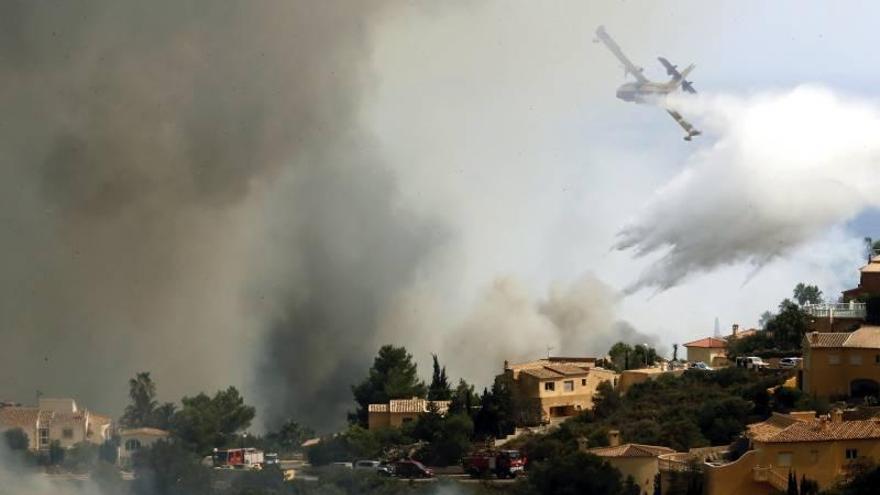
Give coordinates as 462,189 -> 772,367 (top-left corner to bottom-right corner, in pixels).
212,448 -> 265,470
462,449 -> 526,478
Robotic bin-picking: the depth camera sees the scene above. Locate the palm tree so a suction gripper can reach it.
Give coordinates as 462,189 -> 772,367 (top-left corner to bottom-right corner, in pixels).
120,372 -> 158,428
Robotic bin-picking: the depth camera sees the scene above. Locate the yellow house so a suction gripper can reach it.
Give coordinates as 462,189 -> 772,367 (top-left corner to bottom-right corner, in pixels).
0,398 -> 112,451
502,357 -> 618,422
705,410 -> 880,494
802,326 -> 880,399
588,433 -> 675,495
682,337 -> 727,366
367,398 -> 451,430
117,427 -> 170,468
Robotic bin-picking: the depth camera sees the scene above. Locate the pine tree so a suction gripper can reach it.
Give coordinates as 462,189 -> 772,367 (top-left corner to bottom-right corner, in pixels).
428,354 -> 452,401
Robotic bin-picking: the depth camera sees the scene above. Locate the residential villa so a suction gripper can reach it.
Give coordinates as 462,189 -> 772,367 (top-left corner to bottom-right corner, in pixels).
803,256 -> 877,332
842,255 -> 880,301
705,410 -> 880,494
801,326 -> 880,399
367,398 -> 451,430
0,398 -> 112,451
117,427 -> 170,468
683,337 -> 727,367
502,357 -> 617,422
587,430 -> 675,495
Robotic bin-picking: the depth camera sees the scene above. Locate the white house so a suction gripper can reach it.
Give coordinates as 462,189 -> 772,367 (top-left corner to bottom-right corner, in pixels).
117,427 -> 170,468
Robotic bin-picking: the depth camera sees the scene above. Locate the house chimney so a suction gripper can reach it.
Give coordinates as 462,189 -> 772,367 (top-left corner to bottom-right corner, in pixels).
831,409 -> 844,424
608,430 -> 621,447
732,324 -> 739,337
503,360 -> 509,371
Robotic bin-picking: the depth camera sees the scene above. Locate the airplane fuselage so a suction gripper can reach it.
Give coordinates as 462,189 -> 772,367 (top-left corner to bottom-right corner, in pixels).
615,82 -> 672,104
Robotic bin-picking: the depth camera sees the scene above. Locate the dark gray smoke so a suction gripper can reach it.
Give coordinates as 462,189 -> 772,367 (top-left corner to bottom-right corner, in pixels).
0,0 -> 434,431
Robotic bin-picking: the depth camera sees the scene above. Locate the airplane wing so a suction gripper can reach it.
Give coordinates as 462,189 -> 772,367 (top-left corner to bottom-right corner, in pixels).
658,57 -> 697,94
666,108 -> 701,141
595,26 -> 648,83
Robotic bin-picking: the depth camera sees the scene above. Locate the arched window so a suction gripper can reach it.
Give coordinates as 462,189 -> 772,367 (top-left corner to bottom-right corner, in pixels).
125,439 -> 142,452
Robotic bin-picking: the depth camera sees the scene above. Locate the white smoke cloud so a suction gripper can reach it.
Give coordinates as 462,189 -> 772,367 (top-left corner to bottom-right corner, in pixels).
0,445 -> 104,495
405,274 -> 658,385
616,86 -> 880,292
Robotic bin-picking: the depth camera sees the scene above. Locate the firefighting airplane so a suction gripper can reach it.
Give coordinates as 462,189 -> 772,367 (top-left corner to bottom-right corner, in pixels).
594,25 -> 701,141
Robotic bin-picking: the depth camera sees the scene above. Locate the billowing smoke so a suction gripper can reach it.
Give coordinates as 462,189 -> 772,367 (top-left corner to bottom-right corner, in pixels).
616,86 -> 880,292
0,443 -> 104,495
436,274 -> 658,384
2,0 -> 676,434
0,0 -> 432,430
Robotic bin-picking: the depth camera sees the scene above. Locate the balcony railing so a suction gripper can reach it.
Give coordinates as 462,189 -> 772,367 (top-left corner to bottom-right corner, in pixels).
803,302 -> 866,319
657,453 -> 691,473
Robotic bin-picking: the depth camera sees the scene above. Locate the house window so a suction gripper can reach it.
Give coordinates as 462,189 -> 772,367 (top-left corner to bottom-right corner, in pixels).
875,354 -> 880,364
38,428 -> 49,447
564,380 -> 574,392
828,354 -> 841,365
777,452 -> 793,467
581,379 -> 587,386
846,448 -> 859,460
62,428 -> 73,439
850,354 -> 863,365
544,381 -> 555,392
124,439 -> 142,452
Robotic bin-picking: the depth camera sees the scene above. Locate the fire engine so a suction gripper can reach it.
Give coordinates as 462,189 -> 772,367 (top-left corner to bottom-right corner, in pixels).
462,449 -> 526,478
212,447 -> 265,470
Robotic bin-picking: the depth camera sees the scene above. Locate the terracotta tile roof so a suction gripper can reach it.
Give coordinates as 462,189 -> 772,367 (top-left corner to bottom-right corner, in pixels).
860,257 -> 880,272
507,357 -> 597,372
543,365 -> 590,376
589,443 -> 676,458
758,420 -> 880,443
0,407 -> 39,431
683,337 -> 727,348
368,399 -> 450,415
520,367 -> 565,379
805,327 -> 880,349
390,399 -> 450,414
747,413 -> 805,441
748,412 -> 880,443
118,427 -> 169,437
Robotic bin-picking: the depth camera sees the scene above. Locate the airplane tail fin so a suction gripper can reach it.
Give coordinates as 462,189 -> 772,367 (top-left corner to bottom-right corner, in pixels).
666,64 -> 695,90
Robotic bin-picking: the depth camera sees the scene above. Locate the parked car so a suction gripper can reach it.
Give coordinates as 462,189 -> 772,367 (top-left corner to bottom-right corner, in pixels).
736,356 -> 769,370
354,460 -> 381,470
354,460 -> 394,476
391,459 -> 433,478
688,361 -> 713,371
779,357 -> 803,369
330,462 -> 353,469
262,453 -> 280,467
